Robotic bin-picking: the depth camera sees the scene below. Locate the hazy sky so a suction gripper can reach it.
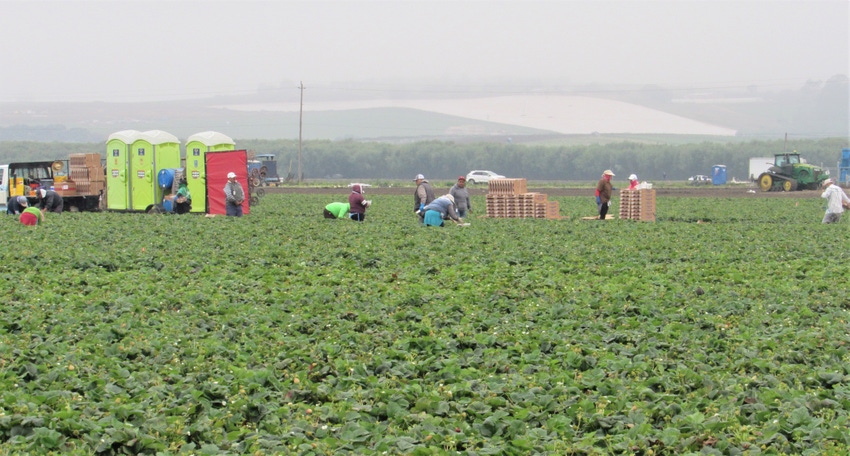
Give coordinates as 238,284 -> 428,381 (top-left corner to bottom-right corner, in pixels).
1,0 -> 847,102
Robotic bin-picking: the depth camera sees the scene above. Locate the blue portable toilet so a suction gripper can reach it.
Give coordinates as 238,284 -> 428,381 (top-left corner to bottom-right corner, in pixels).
712,165 -> 727,185
839,148 -> 850,185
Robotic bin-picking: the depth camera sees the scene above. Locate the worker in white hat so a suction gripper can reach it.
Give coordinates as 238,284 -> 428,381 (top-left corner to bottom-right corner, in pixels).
628,174 -> 639,190
224,171 -> 245,217
596,170 -> 615,220
413,173 -> 435,221
820,178 -> 850,223
5,195 -> 29,215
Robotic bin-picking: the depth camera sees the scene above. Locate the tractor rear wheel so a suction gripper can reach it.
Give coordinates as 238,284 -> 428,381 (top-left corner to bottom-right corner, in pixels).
758,173 -> 773,192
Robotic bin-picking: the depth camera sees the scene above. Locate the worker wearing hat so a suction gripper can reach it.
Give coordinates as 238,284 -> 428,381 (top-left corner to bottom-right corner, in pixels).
820,178 -> 850,224
224,171 -> 245,217
596,170 -> 615,220
37,187 -> 63,214
413,173 -> 436,221
5,195 -> 29,215
348,184 -> 371,222
628,174 -> 639,190
449,176 -> 471,218
422,194 -> 462,227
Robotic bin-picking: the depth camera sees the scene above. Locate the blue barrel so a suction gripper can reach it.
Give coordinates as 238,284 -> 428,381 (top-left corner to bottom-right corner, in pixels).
158,168 -> 176,189
711,165 -> 727,185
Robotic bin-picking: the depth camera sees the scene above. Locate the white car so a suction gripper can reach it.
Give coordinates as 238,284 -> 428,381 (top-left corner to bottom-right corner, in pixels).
688,175 -> 711,185
465,170 -> 505,184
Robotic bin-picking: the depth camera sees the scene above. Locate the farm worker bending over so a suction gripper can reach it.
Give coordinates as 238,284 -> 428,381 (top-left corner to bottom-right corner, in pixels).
348,184 -> 371,222
449,176 -> 471,218
224,172 -> 245,217
413,174 -> 436,220
628,174 -> 639,190
323,202 -> 351,219
38,188 -> 63,214
6,196 -> 28,215
422,194 -> 462,227
596,170 -> 615,220
820,178 -> 850,224
20,205 -> 43,226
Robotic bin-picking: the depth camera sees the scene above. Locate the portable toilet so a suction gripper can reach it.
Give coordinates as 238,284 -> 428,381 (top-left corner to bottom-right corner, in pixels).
185,131 -> 235,213
105,130 -> 141,210
128,131 -> 181,211
712,165 -> 727,185
141,130 -> 181,204
840,148 -> 850,186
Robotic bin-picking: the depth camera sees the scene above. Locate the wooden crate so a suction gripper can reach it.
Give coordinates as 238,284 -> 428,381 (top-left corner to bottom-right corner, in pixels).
488,178 -> 527,195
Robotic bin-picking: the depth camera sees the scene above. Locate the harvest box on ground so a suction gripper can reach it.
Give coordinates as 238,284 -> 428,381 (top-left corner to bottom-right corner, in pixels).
485,178 -> 561,219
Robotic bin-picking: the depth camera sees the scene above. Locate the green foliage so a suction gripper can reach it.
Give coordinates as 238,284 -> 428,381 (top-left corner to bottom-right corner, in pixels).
2,137 -> 847,182
1,193 -> 849,453
243,137 -> 849,181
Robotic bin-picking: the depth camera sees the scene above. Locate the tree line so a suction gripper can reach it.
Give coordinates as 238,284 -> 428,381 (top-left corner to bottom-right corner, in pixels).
1,137 -> 847,182
239,137 -> 848,181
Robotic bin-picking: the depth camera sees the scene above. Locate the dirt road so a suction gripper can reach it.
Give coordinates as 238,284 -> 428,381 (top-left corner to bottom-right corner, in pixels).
261,185 -> 818,199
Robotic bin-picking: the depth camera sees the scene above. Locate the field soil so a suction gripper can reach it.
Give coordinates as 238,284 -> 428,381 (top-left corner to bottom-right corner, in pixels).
262,185 -> 818,198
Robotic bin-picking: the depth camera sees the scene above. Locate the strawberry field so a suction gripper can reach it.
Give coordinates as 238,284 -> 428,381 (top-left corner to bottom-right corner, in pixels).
2,192 -> 850,455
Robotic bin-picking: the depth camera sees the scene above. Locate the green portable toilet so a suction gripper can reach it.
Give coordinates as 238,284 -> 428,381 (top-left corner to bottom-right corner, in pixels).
142,130 -> 181,204
185,131 -> 235,213
105,130 -> 141,210
129,130 -> 181,211
129,133 -> 156,211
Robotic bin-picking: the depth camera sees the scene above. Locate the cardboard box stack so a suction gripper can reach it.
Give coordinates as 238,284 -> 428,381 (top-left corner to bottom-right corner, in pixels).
618,189 -> 656,221
68,153 -> 105,195
485,178 -> 561,219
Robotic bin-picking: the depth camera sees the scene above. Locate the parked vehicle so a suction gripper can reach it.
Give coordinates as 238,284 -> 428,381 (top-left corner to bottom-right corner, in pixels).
688,175 -> 711,185
248,153 -> 281,186
465,170 -> 505,184
0,158 -> 104,212
748,157 -> 773,181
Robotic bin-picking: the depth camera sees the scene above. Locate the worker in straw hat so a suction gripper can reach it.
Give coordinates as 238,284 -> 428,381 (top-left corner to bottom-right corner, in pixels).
596,170 -> 615,220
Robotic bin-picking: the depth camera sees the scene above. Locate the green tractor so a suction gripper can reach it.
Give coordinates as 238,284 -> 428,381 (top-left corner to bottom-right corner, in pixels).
757,153 -> 829,192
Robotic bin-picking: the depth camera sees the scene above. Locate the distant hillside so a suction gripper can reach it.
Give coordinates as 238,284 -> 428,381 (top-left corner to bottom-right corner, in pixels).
0,76 -> 846,143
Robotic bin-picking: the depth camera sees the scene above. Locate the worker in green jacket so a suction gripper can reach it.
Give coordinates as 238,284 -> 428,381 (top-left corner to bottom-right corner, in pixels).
323,202 -> 351,219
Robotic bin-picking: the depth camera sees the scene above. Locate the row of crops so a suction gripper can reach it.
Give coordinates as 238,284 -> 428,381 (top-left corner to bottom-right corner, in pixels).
2,192 -> 849,454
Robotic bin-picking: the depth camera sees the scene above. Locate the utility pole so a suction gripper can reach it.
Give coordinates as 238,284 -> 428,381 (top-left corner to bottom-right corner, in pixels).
298,81 -> 304,184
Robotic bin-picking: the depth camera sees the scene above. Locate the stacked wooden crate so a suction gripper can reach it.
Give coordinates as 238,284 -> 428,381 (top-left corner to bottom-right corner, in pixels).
68,153 -> 105,195
485,178 -> 561,219
618,189 -> 656,221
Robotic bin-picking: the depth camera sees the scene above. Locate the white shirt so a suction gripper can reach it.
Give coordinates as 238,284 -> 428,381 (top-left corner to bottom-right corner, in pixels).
821,184 -> 850,214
